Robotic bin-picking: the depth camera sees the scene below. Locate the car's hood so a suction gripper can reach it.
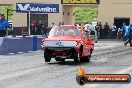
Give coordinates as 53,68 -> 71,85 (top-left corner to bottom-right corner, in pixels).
44,36 -> 81,41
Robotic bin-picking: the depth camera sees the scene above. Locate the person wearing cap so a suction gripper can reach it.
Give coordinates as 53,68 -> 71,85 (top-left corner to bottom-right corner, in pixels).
124,24 -> 132,47
0,14 -> 9,37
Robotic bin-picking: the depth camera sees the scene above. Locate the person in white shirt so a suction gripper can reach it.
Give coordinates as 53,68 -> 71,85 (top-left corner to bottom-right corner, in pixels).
111,23 -> 117,39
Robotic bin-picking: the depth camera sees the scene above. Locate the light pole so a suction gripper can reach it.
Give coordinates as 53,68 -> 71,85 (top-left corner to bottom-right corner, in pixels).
28,10 -> 31,36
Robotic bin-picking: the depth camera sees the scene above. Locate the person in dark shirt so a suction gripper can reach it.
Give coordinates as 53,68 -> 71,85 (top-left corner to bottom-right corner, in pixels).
104,22 -> 110,39
95,22 -> 100,40
99,22 -> 103,39
41,22 -> 47,37
31,20 -> 36,35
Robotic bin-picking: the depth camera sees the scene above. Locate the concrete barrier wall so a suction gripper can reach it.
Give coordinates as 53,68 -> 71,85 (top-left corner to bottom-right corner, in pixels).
0,37 -> 43,55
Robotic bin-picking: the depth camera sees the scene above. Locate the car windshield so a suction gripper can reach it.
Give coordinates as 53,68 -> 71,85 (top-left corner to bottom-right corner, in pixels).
48,26 -> 81,37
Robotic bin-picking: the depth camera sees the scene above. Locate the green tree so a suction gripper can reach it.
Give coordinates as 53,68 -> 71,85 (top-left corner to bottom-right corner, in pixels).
0,6 -> 13,20
75,7 -> 98,24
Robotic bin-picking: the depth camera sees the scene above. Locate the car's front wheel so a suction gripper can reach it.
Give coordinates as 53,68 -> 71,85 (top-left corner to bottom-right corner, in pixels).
44,51 -> 51,62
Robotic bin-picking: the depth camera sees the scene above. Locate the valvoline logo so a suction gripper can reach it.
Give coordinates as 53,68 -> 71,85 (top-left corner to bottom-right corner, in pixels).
16,3 -> 59,13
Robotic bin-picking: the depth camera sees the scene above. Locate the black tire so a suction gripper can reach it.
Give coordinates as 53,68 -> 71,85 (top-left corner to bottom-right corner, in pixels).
44,51 -> 51,62
80,55 -> 90,62
73,52 -> 80,63
86,55 -> 90,62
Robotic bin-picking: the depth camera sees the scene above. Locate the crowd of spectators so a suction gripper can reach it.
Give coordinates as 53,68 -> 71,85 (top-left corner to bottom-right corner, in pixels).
89,22 -> 128,40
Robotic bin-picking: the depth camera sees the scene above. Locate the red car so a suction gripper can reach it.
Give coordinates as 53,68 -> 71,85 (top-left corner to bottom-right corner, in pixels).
41,26 -> 94,63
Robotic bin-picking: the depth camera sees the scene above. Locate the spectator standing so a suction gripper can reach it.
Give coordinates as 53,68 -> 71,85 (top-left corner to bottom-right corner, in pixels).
37,21 -> 42,35
111,23 -> 117,39
122,23 -> 127,40
103,22 -> 110,39
31,20 -> 36,35
0,14 -> 9,37
51,22 -> 55,28
95,22 -> 100,40
99,22 -> 103,39
41,22 -> 47,37
81,23 -> 85,30
124,25 -> 132,47
58,22 -> 61,26
117,28 -> 122,39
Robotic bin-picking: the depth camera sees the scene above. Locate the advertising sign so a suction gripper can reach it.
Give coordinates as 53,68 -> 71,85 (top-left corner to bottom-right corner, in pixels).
61,0 -> 100,4
16,3 -> 59,13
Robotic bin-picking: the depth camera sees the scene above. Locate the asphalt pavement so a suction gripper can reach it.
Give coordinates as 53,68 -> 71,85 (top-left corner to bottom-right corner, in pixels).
0,40 -> 132,88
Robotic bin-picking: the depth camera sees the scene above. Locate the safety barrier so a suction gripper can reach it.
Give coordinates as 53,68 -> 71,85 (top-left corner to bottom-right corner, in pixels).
0,36 -> 43,55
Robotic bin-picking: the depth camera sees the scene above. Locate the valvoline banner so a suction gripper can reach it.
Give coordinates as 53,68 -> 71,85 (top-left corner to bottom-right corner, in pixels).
16,3 -> 59,13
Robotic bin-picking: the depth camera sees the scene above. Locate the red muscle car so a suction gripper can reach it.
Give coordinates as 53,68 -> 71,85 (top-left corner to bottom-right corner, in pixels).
41,26 -> 94,63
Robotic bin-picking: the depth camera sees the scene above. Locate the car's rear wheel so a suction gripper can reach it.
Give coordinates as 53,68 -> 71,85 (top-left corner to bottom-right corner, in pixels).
73,52 -> 80,63
44,51 -> 51,62
80,56 -> 90,62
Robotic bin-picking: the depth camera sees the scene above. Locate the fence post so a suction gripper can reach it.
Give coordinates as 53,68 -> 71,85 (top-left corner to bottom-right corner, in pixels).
33,36 -> 37,51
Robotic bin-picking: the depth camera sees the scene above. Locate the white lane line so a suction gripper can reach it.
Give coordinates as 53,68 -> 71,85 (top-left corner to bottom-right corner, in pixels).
28,51 -> 33,53
8,53 -> 15,55
17,52 -> 23,54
